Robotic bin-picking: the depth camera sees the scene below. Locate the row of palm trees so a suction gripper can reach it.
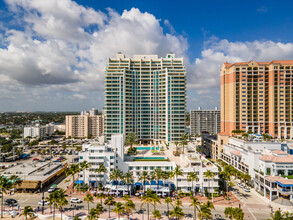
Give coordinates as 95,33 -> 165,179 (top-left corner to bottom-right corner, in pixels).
67,160 -> 218,199
217,160 -> 251,199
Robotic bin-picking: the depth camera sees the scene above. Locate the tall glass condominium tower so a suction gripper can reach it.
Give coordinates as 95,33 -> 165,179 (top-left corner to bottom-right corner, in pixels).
105,53 -> 186,143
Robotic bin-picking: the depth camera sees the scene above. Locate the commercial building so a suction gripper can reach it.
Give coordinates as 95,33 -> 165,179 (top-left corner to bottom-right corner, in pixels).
221,60 -> 293,138
23,123 -> 54,138
201,134 -> 229,160
1,161 -> 68,192
190,107 -> 220,136
78,135 -> 219,194
104,53 -> 186,143
220,137 -> 293,202
65,109 -> 104,138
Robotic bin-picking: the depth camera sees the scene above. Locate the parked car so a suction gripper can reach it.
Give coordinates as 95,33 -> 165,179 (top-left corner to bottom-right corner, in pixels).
38,200 -> 50,206
48,184 -> 57,193
32,158 -> 39,161
5,199 -> 17,205
244,187 -> 250,192
70,198 -> 82,203
10,210 -> 18,218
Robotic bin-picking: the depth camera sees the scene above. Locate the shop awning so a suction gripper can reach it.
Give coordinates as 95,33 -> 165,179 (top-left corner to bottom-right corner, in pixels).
134,182 -> 141,186
75,180 -> 84,184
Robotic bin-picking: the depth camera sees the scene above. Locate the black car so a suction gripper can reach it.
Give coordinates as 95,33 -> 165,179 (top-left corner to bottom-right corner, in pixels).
5,199 -> 17,205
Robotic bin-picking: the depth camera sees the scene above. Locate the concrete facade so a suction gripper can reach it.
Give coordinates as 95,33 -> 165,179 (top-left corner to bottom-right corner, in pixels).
221,60 -> 293,138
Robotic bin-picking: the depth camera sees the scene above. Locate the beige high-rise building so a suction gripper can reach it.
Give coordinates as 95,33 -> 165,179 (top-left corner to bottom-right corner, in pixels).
65,113 -> 104,138
221,60 -> 293,139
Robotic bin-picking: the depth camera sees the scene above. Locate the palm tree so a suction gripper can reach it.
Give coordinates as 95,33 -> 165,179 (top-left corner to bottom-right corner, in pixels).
171,165 -> 183,192
84,194 -> 94,214
198,201 -> 214,220
151,192 -> 161,211
152,209 -> 162,220
165,197 -> 173,220
0,175 -> 12,218
139,171 -> 150,195
20,206 -> 34,220
204,170 -> 216,202
96,203 -> 104,216
170,206 -> 184,220
124,199 -> 135,220
80,161 -> 91,186
151,168 -> 162,190
58,197 -> 68,220
66,164 -> 80,193
141,189 -> 155,220
174,141 -> 179,154
224,207 -> 234,219
110,168 -> 123,189
113,202 -> 125,220
95,164 -> 107,188
190,196 -> 201,220
187,172 -> 198,196
123,172 -> 134,195
96,193 -> 105,205
9,175 -> 21,191
180,133 -> 188,154
125,132 -> 137,151
46,191 -> 59,220
104,195 -> 115,218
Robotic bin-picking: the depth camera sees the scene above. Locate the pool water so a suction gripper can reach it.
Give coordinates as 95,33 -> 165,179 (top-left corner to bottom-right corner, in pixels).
136,147 -> 160,150
133,157 -> 166,161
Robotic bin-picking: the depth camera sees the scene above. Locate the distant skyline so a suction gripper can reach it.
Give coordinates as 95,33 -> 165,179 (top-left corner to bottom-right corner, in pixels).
1,0 -> 293,111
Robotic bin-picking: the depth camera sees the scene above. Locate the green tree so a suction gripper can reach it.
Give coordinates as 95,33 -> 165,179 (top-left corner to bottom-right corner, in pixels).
96,193 -> 105,205
113,202 -> 125,220
174,141 -> 179,155
204,170 -> 216,201
110,169 -> 123,189
139,171 -> 150,195
84,194 -> 94,214
171,165 -> 183,192
151,168 -> 163,190
105,195 -> 115,219
125,132 -> 137,151
165,197 -> 173,220
187,172 -> 198,196
124,199 -> 135,220
0,175 -> 12,218
66,164 -> 80,193
80,161 -> 91,186
180,132 -> 188,154
95,163 -> 107,188
152,209 -> 162,220
141,189 -> 155,220
123,172 -> 134,194
190,196 -> 201,220
170,206 -> 184,220
20,206 -> 34,220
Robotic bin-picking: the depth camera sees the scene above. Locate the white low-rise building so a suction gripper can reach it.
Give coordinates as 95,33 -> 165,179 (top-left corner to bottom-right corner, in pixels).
23,123 -> 54,138
78,135 -> 219,194
221,137 -> 293,203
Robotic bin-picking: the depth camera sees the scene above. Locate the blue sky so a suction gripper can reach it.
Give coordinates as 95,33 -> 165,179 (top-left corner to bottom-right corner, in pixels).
0,0 -> 293,112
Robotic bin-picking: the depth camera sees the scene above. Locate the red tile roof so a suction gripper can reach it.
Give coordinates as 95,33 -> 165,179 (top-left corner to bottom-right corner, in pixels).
231,150 -> 241,157
260,154 -> 293,163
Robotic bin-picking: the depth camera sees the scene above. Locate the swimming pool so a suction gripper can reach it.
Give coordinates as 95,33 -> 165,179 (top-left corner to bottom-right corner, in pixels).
133,157 -> 168,161
136,147 -> 160,150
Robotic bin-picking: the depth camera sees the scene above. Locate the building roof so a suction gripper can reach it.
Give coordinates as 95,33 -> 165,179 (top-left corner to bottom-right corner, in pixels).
265,176 -> 293,185
224,60 -> 293,68
230,150 -> 242,157
260,154 -> 293,163
271,150 -> 288,155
